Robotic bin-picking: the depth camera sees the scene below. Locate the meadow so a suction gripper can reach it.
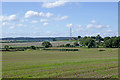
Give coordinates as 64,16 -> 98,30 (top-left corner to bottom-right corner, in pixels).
2,48 -> 118,78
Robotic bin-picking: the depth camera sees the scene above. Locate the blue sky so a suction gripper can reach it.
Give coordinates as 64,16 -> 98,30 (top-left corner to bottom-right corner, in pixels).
1,2 -> 118,38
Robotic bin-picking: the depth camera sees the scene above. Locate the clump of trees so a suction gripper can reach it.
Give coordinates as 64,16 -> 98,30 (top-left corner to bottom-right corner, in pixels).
4,45 -> 10,51
59,44 -> 75,47
42,41 -> 52,48
30,46 -> 36,50
79,35 -> 120,48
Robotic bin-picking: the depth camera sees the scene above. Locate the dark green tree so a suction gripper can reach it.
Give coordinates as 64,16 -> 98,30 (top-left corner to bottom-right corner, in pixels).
96,35 -> 102,42
74,42 -> 79,46
88,40 -> 96,48
65,44 -> 71,47
104,39 -> 112,48
104,37 -> 110,41
30,46 -> 36,50
4,45 -> 9,51
42,41 -> 52,48
53,38 -> 56,41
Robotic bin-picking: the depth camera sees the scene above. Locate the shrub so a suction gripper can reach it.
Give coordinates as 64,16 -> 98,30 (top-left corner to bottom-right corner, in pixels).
30,46 -> 36,50
60,45 -> 64,47
74,42 -> 79,46
42,41 -> 52,48
4,45 -> 9,51
65,44 -> 71,47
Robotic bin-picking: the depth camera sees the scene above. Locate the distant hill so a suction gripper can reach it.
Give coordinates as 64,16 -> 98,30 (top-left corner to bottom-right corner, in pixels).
0,37 -> 77,42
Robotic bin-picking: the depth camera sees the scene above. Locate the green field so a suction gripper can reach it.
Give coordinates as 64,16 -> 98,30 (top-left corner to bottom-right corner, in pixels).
2,48 -> 118,78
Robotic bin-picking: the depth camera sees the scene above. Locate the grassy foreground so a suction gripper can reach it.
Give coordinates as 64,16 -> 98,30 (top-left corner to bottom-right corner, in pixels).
2,48 -> 118,78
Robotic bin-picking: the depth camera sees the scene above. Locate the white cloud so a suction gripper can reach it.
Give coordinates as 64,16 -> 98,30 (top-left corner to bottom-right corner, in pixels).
43,22 -> 48,26
2,22 -> 9,26
0,15 -> 18,22
86,24 -> 110,29
8,15 -> 18,21
91,20 -> 96,24
75,25 -> 82,28
66,24 -> 82,28
96,25 -> 104,28
106,25 -> 111,28
86,20 -> 111,29
66,23 -> 73,27
30,20 -> 38,24
86,24 -> 94,28
21,19 -> 28,22
17,24 -> 23,27
24,11 -> 39,18
39,12 -> 45,17
106,29 -> 112,32
42,0 -> 66,8
45,12 -> 53,18
40,19 -> 48,22
9,26 -> 14,29
55,16 -> 68,20
24,10 -> 53,18
0,16 -> 4,21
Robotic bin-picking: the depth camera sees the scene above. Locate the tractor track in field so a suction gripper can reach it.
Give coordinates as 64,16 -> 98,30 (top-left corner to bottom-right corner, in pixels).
2,64 -> 118,78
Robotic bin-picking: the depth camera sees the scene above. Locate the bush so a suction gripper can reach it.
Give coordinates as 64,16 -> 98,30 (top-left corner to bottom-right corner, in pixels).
4,45 -> 9,51
43,48 -> 78,51
42,41 -> 52,48
60,45 -> 64,47
30,46 -> 36,50
65,44 -> 71,47
74,42 -> 79,46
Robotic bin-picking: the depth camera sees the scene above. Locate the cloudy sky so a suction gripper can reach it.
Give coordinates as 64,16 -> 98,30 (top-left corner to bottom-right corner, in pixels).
1,2 -> 118,38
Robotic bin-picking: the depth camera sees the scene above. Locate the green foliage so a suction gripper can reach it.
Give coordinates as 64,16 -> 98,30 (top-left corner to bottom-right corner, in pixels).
53,38 -> 57,41
59,44 -> 65,47
4,45 -> 9,51
95,35 -> 103,42
65,44 -> 71,47
88,39 -> 96,48
103,36 -> 120,48
42,41 -> 52,48
74,42 -> 79,46
43,48 -> 78,51
30,46 -> 36,50
80,35 -> 120,48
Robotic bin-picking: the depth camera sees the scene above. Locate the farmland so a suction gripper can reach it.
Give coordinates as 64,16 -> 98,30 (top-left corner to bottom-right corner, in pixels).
1,41 -> 74,47
2,48 -> 118,78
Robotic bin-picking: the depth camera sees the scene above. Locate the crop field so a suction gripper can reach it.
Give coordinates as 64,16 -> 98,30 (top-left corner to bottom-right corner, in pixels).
2,41 -> 74,47
2,48 -> 118,78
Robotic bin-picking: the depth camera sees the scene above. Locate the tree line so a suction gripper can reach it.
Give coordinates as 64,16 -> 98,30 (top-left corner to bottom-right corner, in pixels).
78,35 -> 120,48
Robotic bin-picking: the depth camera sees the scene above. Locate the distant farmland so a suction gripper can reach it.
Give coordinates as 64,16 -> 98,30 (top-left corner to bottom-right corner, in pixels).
2,41 -> 74,47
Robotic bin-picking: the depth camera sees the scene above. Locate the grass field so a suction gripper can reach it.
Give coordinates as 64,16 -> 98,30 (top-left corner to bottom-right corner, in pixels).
2,48 -> 118,78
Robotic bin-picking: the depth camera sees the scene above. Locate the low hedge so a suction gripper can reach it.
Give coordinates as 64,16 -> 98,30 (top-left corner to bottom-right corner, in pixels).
43,48 -> 78,51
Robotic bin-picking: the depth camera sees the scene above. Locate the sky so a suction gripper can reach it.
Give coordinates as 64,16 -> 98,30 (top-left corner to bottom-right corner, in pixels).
1,1 -> 118,38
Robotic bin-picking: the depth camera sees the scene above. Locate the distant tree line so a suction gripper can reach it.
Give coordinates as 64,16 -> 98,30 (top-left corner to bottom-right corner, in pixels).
79,35 -> 120,48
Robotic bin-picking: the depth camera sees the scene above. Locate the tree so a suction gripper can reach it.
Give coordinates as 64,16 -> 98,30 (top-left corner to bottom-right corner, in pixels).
30,46 -> 36,50
104,37 -> 110,41
104,39 -> 112,48
74,42 -> 79,46
78,36 -> 81,39
88,40 -> 96,48
4,45 -> 9,51
91,36 -> 96,39
96,35 -> 102,42
84,37 -> 92,46
42,41 -> 52,48
65,44 -> 71,47
53,38 -> 56,41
